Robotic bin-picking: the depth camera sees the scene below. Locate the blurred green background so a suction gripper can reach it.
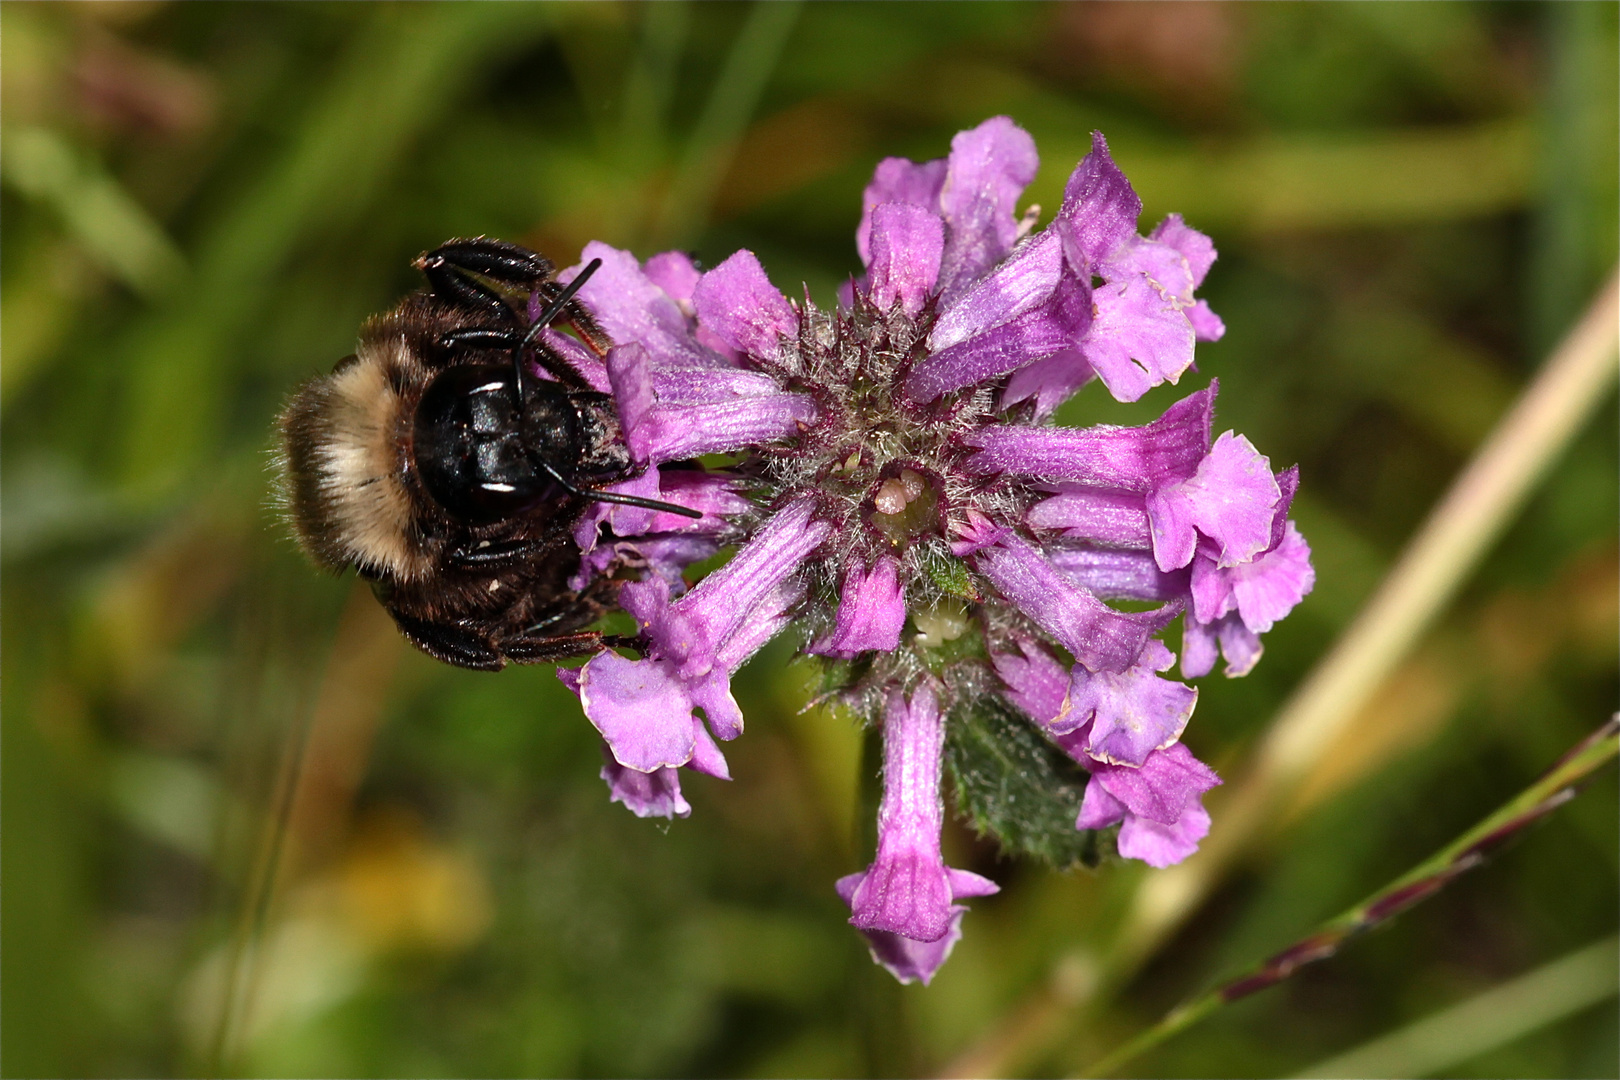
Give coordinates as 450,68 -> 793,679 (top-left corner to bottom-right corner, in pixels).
3,3 -> 1616,1077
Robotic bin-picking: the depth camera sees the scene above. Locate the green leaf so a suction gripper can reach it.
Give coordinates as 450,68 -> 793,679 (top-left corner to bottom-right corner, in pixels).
945,696 -> 1099,869
916,545 -> 979,601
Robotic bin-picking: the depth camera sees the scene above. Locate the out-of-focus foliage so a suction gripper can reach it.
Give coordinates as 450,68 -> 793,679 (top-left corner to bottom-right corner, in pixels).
2,3 -> 1614,1077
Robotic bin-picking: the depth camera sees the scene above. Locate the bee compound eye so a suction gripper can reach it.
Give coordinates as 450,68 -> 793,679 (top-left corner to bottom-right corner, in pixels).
413,363 -> 553,522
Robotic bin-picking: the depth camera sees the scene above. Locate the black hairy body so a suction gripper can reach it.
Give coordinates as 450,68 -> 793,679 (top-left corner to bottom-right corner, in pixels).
277,238 -> 667,671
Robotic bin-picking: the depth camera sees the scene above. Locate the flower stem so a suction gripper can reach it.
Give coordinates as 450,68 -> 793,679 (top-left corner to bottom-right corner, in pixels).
1078,716 -> 1620,1078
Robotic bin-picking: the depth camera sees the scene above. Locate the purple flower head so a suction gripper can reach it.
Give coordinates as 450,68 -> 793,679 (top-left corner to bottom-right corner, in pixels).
540,118 -> 1307,982
991,638 -> 1212,868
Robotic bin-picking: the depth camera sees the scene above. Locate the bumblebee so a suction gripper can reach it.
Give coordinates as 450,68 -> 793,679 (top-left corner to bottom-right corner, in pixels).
276,238 -> 694,670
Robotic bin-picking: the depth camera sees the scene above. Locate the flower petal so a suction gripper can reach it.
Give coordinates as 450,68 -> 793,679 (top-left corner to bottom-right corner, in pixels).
1068,641 -> 1198,765
1114,235 -> 1197,303
1047,546 -> 1188,602
809,556 -> 907,658
1091,741 -> 1219,825
606,342 -> 657,463
991,637 -> 1072,726
1054,131 -> 1142,274
1076,774 -> 1127,831
642,250 -> 701,308
867,202 -> 944,317
1189,550 -> 1237,624
1027,488 -> 1153,547
571,467 -> 743,561
691,249 -> 800,361
849,850 -> 954,943
1217,614 -> 1264,677
672,499 -> 828,659
839,896 -> 968,987
600,751 -> 692,819
1271,466 -> 1301,550
687,721 -> 732,780
945,868 -> 1000,899
641,397 -> 817,463
608,342 -> 816,464
1079,271 -> 1197,403
1230,522 -> 1314,633
1148,214 -> 1217,288
1118,803 -> 1211,868
848,684 -> 954,942
1071,742 -> 1219,868
927,230 -> 1064,352
717,577 -> 806,672
857,156 -> 949,265
1180,615 -> 1219,679
1000,347 -> 1096,419
1187,300 -> 1225,343
566,242 -> 725,369
905,272 -> 1090,401
971,533 -> 1178,673
571,651 -> 696,773
966,382 -> 1215,488
1146,430 -> 1281,571
937,116 -> 1039,301
580,506 -> 824,759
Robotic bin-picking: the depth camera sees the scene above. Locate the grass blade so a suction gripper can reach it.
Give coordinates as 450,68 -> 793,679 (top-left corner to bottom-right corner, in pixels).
1294,935 -> 1617,1079
652,0 -> 803,247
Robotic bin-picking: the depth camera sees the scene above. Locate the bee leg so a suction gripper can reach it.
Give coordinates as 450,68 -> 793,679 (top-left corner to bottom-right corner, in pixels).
520,258 -> 611,375
387,608 -> 506,672
438,327 -> 521,352
421,242 -> 609,381
500,630 -> 607,664
418,256 -> 514,323
421,239 -> 554,288
436,324 -> 591,391
444,536 -> 550,569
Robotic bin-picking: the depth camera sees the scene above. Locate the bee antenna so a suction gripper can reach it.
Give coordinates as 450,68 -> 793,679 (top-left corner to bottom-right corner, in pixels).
535,460 -> 704,520
524,258 -> 603,347
586,488 -> 705,519
513,257 -> 604,409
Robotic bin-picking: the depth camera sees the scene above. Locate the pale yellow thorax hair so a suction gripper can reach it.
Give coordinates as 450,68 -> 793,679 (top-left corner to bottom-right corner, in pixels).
301,338 -> 434,580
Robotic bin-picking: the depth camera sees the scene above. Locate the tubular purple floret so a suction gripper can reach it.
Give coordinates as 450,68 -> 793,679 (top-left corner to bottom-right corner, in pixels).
837,682 -> 999,985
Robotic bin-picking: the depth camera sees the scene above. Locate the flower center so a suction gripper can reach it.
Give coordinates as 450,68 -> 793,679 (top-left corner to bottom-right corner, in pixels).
771,299 -> 993,554
868,466 -> 941,546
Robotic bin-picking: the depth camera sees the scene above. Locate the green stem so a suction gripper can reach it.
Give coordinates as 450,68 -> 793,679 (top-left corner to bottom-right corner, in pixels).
1080,716 -> 1620,1078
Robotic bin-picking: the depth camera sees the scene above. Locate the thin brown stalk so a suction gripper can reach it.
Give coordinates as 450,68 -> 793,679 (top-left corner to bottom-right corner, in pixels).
1080,717 -> 1619,1077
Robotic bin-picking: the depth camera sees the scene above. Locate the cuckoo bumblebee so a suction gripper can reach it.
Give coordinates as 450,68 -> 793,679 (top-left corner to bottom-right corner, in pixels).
276,238 -> 694,670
